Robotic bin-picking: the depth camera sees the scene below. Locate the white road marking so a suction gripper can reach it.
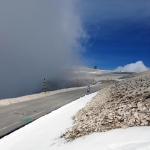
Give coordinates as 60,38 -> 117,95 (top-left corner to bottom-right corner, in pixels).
51,99 -> 73,109
0,100 -> 79,131
0,110 -> 45,132
0,97 -> 82,133
64,100 -> 72,103
0,121 -> 20,131
0,100 -> 74,132
51,103 -> 62,108
29,110 -> 45,118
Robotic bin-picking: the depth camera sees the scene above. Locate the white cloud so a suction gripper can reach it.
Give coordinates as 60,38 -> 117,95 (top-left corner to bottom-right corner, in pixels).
116,61 -> 149,73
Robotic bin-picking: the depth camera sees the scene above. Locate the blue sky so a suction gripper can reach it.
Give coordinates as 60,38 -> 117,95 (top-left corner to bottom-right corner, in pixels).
78,0 -> 150,70
0,0 -> 149,98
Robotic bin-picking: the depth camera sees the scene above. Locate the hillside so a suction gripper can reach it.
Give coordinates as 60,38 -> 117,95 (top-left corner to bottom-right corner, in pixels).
62,72 -> 150,139
1,92 -> 150,150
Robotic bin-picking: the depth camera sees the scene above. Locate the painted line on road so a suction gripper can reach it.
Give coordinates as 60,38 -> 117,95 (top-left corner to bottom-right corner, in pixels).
0,121 -> 20,131
0,110 -> 45,132
0,97 -> 83,132
64,100 -> 72,103
51,103 -> 63,108
51,96 -> 84,109
51,100 -> 71,109
29,110 -> 45,118
51,99 -> 75,109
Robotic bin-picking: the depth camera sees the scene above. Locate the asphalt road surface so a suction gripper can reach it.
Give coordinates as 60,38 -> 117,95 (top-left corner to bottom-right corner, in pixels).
0,83 -> 112,138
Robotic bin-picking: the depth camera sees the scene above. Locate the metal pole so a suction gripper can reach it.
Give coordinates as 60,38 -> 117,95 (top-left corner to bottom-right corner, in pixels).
44,78 -> 46,94
77,78 -> 78,87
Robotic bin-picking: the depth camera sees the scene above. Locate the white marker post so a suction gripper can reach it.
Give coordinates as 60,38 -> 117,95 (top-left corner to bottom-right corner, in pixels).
44,78 -> 46,94
77,78 -> 78,87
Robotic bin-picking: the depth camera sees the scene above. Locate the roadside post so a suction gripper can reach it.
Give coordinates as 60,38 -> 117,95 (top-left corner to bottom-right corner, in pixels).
77,78 -> 79,87
44,78 -> 46,94
93,77 -> 95,85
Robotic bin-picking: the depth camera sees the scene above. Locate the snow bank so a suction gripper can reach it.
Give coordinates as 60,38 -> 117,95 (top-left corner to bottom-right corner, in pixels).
0,92 -> 150,150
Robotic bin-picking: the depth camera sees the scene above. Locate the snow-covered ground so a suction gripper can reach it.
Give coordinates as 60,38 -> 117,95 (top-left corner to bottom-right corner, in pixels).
0,92 -> 150,150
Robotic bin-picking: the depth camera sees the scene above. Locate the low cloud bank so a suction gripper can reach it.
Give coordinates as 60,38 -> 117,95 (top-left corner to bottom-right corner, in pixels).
0,0 -> 87,99
116,61 -> 149,73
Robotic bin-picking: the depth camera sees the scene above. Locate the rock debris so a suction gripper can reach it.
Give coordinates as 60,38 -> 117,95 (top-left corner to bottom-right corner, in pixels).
61,74 -> 150,139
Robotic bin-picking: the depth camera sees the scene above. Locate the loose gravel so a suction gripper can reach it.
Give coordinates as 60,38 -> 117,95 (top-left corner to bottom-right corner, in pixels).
61,73 -> 150,139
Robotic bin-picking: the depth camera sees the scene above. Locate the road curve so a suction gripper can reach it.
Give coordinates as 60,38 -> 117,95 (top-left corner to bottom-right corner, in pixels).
0,83 -> 112,138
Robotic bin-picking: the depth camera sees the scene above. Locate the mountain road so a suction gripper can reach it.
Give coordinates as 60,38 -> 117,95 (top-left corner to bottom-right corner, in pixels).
0,82 -> 113,138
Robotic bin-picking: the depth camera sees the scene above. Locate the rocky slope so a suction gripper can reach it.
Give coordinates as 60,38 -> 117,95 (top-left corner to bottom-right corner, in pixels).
61,73 -> 150,139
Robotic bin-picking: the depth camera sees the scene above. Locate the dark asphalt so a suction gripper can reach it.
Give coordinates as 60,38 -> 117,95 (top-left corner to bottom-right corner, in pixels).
0,83 -> 112,138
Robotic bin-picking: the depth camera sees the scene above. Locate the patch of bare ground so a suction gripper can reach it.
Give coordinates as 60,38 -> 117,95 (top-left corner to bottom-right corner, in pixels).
61,73 -> 150,140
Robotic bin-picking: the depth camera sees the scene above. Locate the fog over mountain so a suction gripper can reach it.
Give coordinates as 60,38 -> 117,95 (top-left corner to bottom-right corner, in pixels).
1,1 -> 149,99
0,0 -> 88,99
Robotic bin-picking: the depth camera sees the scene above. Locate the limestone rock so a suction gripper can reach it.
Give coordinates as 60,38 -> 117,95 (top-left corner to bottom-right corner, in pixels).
61,73 -> 150,140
